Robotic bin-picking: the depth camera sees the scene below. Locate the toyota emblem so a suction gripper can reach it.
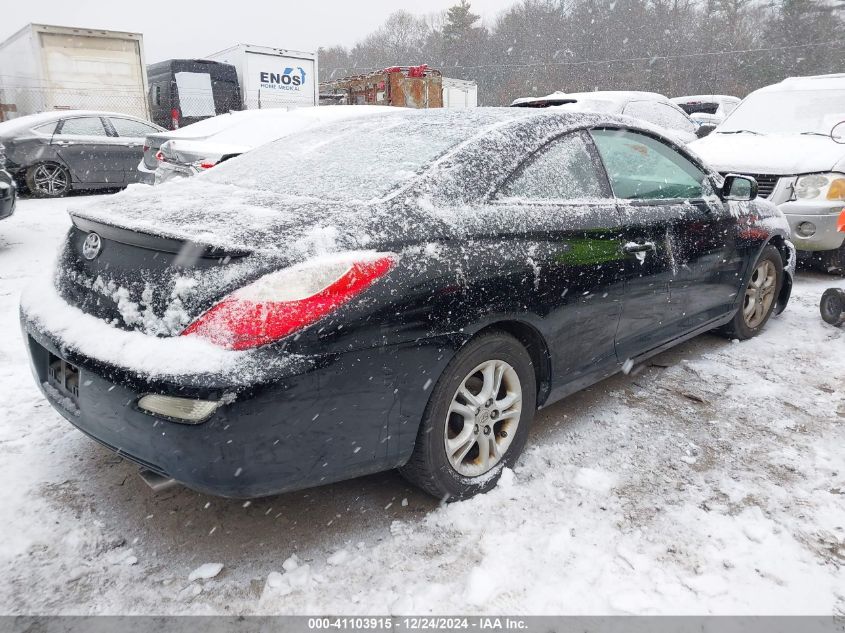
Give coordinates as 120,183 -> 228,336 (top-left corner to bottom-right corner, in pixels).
82,232 -> 102,260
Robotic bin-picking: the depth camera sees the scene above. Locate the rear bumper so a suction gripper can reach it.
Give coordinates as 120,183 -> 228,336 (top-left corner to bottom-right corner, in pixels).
21,316 -> 451,499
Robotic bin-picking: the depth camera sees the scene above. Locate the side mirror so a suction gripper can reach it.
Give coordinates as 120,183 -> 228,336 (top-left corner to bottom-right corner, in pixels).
832,121 -> 845,144
696,123 -> 717,138
722,174 -> 758,201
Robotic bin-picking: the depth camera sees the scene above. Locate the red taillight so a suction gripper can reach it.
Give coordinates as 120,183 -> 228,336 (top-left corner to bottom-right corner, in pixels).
143,144 -> 149,153
181,255 -> 395,350
199,161 -> 217,170
171,108 -> 180,130
155,150 -> 164,162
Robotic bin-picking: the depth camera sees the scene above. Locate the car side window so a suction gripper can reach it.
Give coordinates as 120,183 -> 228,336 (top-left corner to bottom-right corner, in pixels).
109,118 -> 160,138
623,101 -> 695,134
33,122 -> 57,135
498,133 -> 609,201
591,129 -> 708,200
59,117 -> 109,137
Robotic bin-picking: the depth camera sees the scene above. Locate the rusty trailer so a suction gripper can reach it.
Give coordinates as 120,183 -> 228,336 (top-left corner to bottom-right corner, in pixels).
319,65 -> 443,109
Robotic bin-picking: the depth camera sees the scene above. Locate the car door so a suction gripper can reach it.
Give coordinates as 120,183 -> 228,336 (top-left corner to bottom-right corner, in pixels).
489,131 -> 625,394
52,116 -> 124,186
105,117 -> 164,183
590,128 -> 740,361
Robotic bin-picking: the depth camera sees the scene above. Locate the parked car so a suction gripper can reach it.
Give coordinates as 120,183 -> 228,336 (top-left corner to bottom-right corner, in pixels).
0,167 -> 16,221
672,95 -> 740,130
0,111 -> 165,198
21,108 -> 793,500
141,105 -> 394,184
510,90 -> 699,144
690,74 -> 845,271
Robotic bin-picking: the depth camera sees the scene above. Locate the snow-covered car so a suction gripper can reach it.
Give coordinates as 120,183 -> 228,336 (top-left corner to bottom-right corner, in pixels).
510,90 -> 698,144
690,74 -> 845,270
140,106 -> 395,184
672,95 -> 740,129
0,111 -> 164,197
21,108 -> 793,500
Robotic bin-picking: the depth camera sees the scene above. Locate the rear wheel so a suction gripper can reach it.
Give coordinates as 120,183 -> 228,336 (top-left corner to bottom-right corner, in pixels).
25,162 -> 70,198
400,332 -> 536,500
720,245 -> 783,340
820,288 -> 845,326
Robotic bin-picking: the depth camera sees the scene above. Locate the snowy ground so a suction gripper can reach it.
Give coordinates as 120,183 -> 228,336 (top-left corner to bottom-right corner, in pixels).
1,194 -> 844,615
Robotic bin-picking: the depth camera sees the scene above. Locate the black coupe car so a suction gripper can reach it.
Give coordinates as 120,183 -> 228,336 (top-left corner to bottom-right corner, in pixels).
0,111 -> 165,198
21,109 -> 794,500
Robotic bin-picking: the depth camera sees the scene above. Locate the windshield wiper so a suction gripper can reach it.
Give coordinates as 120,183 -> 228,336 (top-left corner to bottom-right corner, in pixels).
717,129 -> 762,135
799,131 -> 829,137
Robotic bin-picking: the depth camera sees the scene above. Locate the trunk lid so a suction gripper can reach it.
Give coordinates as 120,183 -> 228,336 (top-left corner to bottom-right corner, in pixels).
57,215 -> 260,336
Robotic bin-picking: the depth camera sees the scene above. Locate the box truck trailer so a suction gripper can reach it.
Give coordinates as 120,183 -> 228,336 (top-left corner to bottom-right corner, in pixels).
147,59 -> 241,129
442,77 -> 478,108
206,44 -> 317,110
0,23 -> 149,121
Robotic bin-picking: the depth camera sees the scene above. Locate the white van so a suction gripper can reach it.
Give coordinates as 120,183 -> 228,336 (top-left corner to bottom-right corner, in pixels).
690,74 -> 845,270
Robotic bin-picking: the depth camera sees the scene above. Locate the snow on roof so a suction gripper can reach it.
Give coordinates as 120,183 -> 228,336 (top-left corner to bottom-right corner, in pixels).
0,110 -> 156,136
671,95 -> 740,105
760,74 -> 845,92
157,105 -> 397,147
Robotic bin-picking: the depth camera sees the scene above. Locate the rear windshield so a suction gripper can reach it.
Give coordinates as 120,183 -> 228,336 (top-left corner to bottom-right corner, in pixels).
680,103 -> 719,115
204,114 -> 480,202
720,89 -> 845,135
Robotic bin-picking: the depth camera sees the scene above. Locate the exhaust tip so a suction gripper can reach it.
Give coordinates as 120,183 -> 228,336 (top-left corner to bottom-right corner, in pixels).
138,468 -> 178,493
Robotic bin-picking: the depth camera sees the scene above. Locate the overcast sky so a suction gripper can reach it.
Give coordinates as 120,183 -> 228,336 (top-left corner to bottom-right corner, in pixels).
0,0 -> 517,63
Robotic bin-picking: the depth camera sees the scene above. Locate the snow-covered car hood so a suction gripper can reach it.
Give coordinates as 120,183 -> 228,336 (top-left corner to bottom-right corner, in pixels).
690,132 -> 845,175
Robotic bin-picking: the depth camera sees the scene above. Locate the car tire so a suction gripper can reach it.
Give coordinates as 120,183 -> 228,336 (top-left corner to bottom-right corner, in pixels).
399,332 -> 537,501
25,162 -> 71,198
820,288 -> 845,327
719,244 -> 783,340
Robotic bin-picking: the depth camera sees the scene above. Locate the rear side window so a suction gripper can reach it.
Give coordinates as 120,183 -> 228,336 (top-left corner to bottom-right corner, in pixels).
59,117 -> 108,137
109,118 -> 160,137
623,101 -> 695,134
33,122 -> 57,135
499,133 -> 609,201
591,129 -> 707,200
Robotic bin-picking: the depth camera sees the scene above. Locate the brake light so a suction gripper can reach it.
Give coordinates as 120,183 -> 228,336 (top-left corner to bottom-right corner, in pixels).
171,108 -> 180,130
181,253 -> 395,350
199,161 -> 217,170
155,150 -> 164,162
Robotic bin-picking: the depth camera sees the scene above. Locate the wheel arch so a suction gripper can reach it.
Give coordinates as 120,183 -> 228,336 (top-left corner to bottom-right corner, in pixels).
766,235 -> 794,315
469,320 -> 553,406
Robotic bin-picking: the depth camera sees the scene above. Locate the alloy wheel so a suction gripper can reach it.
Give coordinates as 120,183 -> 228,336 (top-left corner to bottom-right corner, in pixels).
743,259 -> 777,329
33,164 -> 69,197
444,359 -> 522,477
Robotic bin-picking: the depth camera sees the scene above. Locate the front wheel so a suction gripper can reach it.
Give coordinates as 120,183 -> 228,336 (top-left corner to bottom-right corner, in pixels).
25,162 -> 71,198
720,245 -> 784,340
399,332 -> 537,500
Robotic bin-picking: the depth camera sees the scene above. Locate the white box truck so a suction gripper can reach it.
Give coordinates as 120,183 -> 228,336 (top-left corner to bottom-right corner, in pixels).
206,44 -> 318,110
442,77 -> 478,108
0,23 -> 150,121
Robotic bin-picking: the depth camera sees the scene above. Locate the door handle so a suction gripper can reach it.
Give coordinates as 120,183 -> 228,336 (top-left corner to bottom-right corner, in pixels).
622,241 -> 656,254
54,140 -> 74,146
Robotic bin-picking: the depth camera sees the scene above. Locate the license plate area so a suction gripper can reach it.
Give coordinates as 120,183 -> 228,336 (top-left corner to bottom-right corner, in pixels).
47,352 -> 80,401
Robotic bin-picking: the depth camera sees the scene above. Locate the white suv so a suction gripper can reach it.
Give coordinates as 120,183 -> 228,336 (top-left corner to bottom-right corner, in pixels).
690,74 -> 845,270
